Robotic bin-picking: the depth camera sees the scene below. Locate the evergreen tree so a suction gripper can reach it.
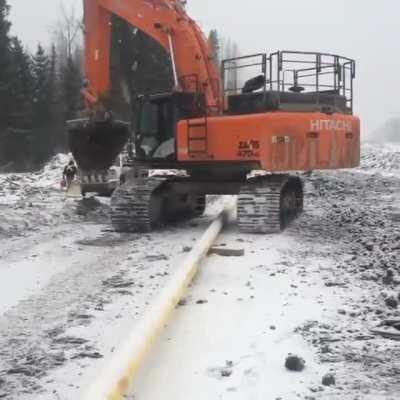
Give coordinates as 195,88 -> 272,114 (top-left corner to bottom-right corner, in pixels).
32,44 -> 50,124
0,0 -> 12,133
9,37 -> 34,130
60,54 -> 82,121
3,38 -> 35,170
48,45 -> 57,108
0,1 -> 75,169
31,44 -> 53,162
47,44 -> 59,129
48,44 -> 65,152
208,29 -> 221,67
0,0 -> 10,57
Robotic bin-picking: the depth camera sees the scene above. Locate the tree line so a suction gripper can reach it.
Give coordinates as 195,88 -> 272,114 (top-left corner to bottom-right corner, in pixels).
0,0 -> 240,172
208,29 -> 240,94
0,0 -> 82,172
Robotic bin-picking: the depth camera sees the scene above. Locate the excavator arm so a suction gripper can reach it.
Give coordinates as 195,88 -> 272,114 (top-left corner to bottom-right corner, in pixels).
83,0 -> 221,110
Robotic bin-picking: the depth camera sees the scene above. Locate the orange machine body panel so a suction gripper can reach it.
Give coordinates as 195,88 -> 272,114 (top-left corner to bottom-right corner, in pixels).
177,112 -> 360,171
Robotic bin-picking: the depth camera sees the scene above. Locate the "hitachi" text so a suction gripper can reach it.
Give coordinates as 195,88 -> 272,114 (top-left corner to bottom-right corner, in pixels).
310,120 -> 352,132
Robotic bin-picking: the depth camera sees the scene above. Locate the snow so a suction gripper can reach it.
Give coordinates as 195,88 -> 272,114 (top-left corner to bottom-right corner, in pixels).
0,161 -> 227,400
0,143 -> 399,399
129,142 -> 400,399
33,153 -> 70,188
132,231 -> 338,400
0,153 -> 69,201
360,142 -> 400,177
0,153 -> 111,240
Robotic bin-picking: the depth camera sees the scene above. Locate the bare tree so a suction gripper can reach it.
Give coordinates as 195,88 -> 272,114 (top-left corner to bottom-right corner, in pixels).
50,3 -> 84,124
52,3 -> 83,67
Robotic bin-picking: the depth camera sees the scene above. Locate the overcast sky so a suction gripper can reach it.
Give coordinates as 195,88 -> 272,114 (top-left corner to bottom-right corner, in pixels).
8,0 -> 400,137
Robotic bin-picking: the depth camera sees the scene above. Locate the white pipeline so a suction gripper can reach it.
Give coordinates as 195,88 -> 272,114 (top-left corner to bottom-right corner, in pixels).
82,199 -> 236,400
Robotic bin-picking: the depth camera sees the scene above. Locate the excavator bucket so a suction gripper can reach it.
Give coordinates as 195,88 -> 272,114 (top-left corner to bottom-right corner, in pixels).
67,119 -> 130,172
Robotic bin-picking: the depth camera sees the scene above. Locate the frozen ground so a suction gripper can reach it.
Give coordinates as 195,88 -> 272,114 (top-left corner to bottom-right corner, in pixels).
0,142 -> 399,399
0,154 -> 101,239
360,142 -> 400,176
132,144 -> 400,400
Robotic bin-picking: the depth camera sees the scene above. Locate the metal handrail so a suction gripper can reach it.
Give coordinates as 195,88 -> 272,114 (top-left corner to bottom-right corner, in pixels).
221,50 -> 356,113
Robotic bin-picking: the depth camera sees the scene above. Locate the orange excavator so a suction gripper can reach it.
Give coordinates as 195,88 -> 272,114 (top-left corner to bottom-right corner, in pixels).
67,0 -> 360,233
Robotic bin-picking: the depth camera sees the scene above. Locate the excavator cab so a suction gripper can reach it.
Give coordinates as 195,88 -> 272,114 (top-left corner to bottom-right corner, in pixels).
135,94 -> 175,160
135,92 -> 205,162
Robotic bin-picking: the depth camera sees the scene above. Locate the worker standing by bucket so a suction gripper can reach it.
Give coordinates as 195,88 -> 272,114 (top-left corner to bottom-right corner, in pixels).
62,159 -> 78,190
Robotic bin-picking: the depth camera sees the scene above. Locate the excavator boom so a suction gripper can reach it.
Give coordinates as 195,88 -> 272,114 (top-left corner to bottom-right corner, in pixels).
83,0 -> 220,109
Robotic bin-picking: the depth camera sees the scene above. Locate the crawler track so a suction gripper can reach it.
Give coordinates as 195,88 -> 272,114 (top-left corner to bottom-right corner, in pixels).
111,178 -> 207,233
110,178 -> 166,232
238,174 -> 303,234
112,174 -> 303,234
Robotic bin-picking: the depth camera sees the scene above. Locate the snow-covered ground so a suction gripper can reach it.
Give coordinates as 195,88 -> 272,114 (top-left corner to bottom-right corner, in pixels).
0,154 -> 78,239
132,229 -> 339,400
360,141 -> 400,176
0,142 -> 399,399
129,142 -> 400,400
0,156 -> 227,399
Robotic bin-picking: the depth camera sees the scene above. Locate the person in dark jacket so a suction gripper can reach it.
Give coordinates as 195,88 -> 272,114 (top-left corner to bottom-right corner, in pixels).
63,160 -> 78,189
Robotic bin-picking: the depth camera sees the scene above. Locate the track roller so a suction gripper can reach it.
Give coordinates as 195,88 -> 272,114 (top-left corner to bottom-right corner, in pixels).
189,195 -> 206,217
